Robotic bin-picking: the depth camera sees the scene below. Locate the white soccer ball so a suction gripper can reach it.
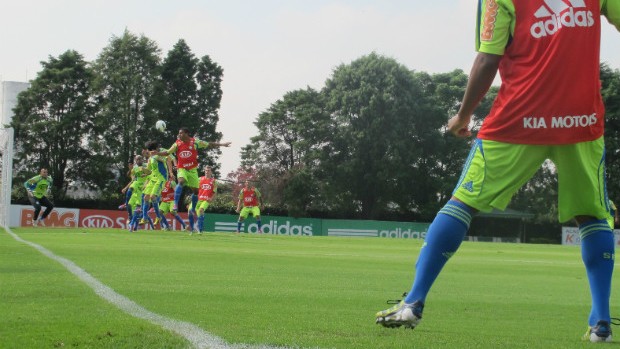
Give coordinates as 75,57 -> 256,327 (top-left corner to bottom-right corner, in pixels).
155,120 -> 166,132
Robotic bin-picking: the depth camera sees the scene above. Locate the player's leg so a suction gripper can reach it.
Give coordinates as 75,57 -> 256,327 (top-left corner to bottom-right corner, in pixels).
173,170 -> 188,212
553,138 -> 614,342
237,208 -> 249,233
253,207 -> 262,233
376,139 -> 547,329
38,196 -> 54,225
29,195 -> 42,225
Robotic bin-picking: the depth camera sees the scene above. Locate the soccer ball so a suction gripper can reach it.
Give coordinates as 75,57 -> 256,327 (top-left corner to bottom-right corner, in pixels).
155,120 -> 166,132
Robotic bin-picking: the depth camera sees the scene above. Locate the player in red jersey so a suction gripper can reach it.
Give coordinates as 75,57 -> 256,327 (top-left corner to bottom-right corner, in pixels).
236,180 -> 263,233
376,0 -> 620,342
193,166 -> 218,234
157,179 -> 186,231
153,127 -> 231,218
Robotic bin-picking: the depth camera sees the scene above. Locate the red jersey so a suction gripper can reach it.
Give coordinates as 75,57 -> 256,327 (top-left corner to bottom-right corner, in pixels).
477,0 -> 604,144
198,177 -> 216,201
240,187 -> 260,207
175,138 -> 199,169
160,181 -> 174,203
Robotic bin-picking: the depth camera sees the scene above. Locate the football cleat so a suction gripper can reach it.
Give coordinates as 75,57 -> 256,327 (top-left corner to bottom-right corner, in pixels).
583,320 -> 613,343
375,300 -> 424,329
38,218 -> 46,227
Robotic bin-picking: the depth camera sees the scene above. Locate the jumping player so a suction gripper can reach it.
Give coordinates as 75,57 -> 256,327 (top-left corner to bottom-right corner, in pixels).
153,127 -> 230,217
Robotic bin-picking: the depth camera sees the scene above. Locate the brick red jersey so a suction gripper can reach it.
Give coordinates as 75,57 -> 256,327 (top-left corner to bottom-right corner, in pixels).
175,138 -> 199,169
198,177 -> 216,201
160,181 -> 174,203
240,187 -> 260,207
477,0 -> 604,144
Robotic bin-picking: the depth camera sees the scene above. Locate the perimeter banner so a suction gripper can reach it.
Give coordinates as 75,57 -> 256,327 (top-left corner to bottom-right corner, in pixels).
561,226 -> 620,246
8,205 -> 430,239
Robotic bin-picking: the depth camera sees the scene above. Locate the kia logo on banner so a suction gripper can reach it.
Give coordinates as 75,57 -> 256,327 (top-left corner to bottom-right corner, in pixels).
81,215 -> 115,228
79,209 -> 128,228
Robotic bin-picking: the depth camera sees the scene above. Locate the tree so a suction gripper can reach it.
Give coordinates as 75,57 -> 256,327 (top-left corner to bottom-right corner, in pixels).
10,50 -> 97,198
92,30 -> 162,193
320,53 -> 434,219
602,63 -> 620,201
159,40 -> 225,173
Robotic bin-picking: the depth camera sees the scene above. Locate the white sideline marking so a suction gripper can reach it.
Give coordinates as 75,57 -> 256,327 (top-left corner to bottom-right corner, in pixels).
5,228 -> 301,349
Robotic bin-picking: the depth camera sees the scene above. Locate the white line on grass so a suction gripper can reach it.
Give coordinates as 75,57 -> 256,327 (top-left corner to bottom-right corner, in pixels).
5,228 -> 303,349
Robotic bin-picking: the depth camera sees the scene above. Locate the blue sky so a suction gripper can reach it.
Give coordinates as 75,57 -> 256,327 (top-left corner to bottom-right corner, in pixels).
2,1 -> 619,175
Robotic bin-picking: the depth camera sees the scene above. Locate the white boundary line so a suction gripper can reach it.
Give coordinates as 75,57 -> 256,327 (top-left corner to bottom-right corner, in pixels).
4,227 -> 302,349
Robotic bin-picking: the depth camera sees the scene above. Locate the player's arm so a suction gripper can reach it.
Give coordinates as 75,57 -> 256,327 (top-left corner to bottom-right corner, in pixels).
152,143 -> 177,157
236,190 -> 243,212
254,188 -> 263,208
602,0 -> 620,31
448,53 -> 501,137
195,139 -> 232,149
166,157 -> 176,181
448,0 -> 511,137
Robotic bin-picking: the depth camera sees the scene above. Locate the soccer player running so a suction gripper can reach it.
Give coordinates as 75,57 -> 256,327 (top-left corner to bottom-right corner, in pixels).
154,127 -> 231,219
24,168 -> 54,227
194,166 -> 218,234
141,140 -> 175,230
236,180 -> 263,233
375,0 -> 620,342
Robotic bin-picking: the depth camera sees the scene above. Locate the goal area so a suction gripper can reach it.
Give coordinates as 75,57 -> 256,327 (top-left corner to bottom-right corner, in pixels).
0,127 -> 14,227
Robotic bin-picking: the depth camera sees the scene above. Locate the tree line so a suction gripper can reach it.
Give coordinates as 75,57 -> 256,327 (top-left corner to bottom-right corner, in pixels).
8,32 -> 620,227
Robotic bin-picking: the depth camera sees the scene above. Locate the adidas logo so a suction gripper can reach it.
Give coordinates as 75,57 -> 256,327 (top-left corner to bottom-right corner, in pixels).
530,0 -> 594,39
461,181 -> 474,193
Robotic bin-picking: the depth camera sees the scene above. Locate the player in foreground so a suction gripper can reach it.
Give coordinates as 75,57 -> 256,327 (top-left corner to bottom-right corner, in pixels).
375,0 -> 620,343
236,180 -> 263,233
24,168 -> 54,227
153,127 -> 231,217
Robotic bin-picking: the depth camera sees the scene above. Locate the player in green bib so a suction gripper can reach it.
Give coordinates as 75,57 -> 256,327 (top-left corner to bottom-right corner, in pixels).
141,141 -> 174,230
24,168 -> 54,227
121,155 -> 150,229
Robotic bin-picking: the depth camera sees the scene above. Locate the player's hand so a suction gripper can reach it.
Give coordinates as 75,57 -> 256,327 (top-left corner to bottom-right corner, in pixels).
121,188 -> 127,194
222,142 -> 232,147
447,114 -> 472,138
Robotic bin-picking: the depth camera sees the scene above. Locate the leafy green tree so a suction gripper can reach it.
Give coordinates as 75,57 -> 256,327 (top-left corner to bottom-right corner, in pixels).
10,50 -> 97,198
158,40 -> 225,173
92,30 -> 162,192
602,63 -> 620,201
320,53 -> 436,219
241,88 -> 329,215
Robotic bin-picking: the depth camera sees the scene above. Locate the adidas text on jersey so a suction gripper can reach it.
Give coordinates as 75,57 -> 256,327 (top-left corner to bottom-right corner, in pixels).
530,0 -> 594,39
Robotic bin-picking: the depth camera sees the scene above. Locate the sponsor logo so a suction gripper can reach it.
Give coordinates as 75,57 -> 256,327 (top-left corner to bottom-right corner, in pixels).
481,0 -> 499,41
530,0 -> 594,39
81,215 -> 116,228
462,181 -> 474,193
379,228 -> 427,239
21,209 -> 78,227
179,150 -> 193,158
249,220 -> 314,236
523,113 -> 597,129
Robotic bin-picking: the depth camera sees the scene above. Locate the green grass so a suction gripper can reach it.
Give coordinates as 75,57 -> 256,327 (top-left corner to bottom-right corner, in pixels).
2,227 -> 619,348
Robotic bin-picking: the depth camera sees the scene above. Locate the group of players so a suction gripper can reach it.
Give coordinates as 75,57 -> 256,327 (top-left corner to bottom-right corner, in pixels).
120,127 -> 229,233
120,126 -> 264,234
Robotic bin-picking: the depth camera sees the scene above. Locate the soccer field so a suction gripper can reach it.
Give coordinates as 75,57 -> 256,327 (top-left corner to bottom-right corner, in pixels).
1,228 -> 618,349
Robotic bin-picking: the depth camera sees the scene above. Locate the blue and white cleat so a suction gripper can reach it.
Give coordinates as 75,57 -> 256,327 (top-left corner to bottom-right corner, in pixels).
583,320 -> 613,343
375,300 -> 424,329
